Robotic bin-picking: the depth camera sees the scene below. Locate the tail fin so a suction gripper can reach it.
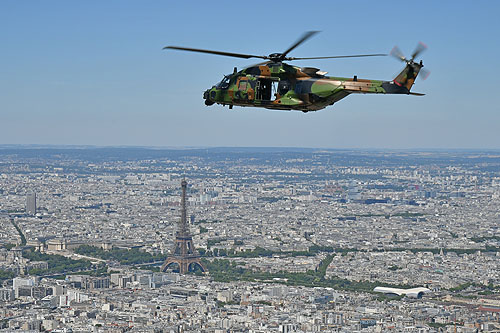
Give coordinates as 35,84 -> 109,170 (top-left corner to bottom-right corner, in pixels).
393,62 -> 423,91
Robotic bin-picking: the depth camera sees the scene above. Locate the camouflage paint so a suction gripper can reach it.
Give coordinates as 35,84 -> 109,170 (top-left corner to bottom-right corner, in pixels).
203,61 -> 424,112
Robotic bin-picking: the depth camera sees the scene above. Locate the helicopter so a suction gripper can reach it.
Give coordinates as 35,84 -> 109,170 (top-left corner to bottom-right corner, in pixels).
163,31 -> 428,113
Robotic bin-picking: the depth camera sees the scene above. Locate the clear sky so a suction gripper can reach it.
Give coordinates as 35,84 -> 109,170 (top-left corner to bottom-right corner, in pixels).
1,0 -> 500,149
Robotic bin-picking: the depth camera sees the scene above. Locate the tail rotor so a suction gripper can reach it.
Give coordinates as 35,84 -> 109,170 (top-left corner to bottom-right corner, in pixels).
411,41 -> 427,60
391,42 -> 427,64
419,67 -> 431,80
390,42 -> 430,81
390,45 -> 406,62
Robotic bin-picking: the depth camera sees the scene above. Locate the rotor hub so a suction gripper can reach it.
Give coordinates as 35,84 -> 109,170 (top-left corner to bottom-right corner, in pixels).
268,53 -> 284,62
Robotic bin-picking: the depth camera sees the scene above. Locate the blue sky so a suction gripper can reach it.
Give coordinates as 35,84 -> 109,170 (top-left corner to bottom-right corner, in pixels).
1,0 -> 500,148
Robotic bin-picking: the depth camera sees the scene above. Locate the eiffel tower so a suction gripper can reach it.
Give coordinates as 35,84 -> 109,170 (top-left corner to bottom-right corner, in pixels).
161,180 -> 206,274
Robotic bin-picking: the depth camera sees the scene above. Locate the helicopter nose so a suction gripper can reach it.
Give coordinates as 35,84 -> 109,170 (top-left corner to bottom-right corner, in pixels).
203,89 -> 215,106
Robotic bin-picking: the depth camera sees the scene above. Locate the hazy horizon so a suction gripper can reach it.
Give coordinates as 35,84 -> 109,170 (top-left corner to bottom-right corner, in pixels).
2,144 -> 500,153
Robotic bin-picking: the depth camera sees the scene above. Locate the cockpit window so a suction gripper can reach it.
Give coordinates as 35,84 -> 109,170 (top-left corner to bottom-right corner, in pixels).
216,75 -> 232,89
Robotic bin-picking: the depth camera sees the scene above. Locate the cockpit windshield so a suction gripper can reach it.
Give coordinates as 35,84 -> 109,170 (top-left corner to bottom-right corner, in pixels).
216,74 -> 232,89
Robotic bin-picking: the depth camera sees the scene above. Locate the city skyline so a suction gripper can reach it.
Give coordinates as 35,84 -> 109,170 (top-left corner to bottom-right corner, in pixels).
1,147 -> 500,330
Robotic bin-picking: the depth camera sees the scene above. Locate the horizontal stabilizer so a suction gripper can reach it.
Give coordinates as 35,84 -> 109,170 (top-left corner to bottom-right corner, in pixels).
409,92 -> 425,96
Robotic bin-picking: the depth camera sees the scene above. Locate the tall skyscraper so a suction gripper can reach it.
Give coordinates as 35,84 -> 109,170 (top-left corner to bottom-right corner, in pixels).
26,192 -> 36,215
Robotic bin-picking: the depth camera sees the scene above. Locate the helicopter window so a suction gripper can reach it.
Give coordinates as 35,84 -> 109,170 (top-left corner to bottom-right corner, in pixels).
216,75 -> 231,89
238,81 -> 248,91
295,81 -> 304,94
295,80 -> 312,95
272,81 -> 278,98
278,80 -> 290,95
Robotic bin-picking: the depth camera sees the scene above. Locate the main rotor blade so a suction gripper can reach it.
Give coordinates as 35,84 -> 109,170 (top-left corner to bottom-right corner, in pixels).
288,53 -> 387,60
411,41 -> 427,60
163,46 -> 268,60
281,31 -> 320,57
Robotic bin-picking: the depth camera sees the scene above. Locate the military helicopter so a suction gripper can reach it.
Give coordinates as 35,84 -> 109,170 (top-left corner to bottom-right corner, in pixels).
164,31 -> 428,112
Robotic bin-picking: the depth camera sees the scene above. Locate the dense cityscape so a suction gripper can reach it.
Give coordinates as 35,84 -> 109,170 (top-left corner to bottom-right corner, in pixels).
1,147 -> 500,332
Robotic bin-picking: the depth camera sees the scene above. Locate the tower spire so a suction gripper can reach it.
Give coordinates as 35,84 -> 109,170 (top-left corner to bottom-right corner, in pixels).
161,180 -> 206,274
179,179 -> 188,236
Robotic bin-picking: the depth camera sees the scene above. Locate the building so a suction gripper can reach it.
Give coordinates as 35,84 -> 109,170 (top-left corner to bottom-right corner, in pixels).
46,239 -> 66,251
373,286 -> 431,298
26,192 -> 36,215
0,288 -> 14,301
13,276 -> 36,289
